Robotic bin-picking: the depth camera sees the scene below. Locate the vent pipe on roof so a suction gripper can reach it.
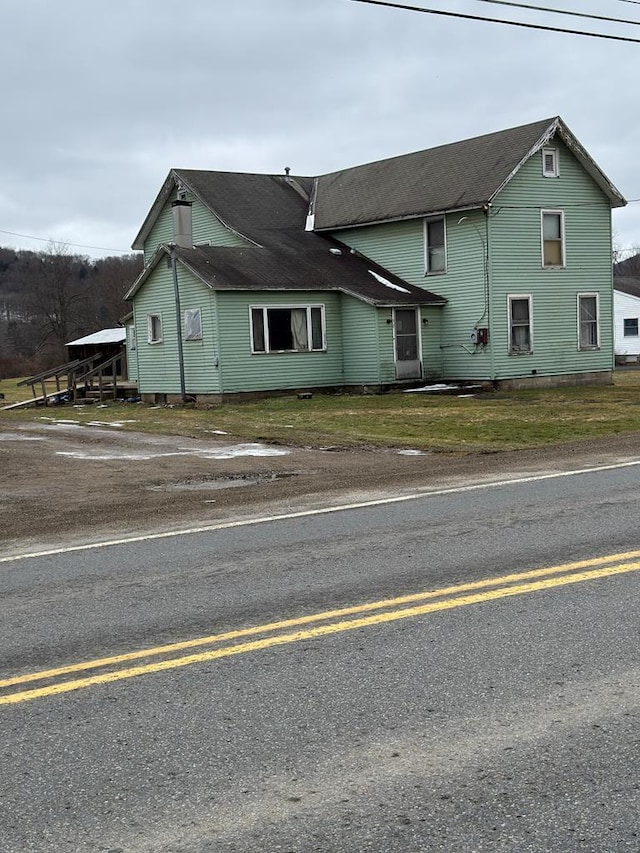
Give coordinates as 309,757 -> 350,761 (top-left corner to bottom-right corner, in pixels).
284,166 -> 291,176
171,199 -> 193,248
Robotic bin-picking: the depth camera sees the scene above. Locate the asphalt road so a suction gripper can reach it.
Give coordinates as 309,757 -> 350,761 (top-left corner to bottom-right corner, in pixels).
1,462 -> 639,851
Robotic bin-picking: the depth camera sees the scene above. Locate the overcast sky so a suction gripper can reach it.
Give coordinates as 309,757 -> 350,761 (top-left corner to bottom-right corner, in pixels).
2,0 -> 639,259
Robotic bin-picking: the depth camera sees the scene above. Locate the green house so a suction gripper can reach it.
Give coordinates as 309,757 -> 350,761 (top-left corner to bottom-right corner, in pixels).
126,116 -> 625,401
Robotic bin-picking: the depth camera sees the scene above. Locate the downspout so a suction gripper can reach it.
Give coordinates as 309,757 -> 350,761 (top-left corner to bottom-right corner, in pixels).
169,245 -> 187,401
485,206 -> 496,383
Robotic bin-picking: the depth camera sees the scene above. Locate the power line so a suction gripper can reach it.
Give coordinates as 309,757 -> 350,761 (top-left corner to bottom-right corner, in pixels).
0,228 -> 134,255
348,0 -> 640,43
472,0 -> 640,28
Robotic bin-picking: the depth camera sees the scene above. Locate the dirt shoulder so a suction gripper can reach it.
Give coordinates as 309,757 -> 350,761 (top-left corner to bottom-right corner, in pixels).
2,420 -> 640,556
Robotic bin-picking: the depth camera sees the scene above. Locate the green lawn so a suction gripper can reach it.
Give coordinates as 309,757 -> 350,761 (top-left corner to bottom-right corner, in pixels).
2,372 -> 640,453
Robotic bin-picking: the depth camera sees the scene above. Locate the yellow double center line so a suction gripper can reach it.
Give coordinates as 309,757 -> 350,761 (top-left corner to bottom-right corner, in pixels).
2,550 -> 639,706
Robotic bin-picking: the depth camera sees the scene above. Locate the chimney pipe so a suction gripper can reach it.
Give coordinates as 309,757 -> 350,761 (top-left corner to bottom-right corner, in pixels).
171,199 -> 192,248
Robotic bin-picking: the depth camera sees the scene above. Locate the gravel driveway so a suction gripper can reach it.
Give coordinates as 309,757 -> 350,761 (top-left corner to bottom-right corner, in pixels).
2,420 -> 640,554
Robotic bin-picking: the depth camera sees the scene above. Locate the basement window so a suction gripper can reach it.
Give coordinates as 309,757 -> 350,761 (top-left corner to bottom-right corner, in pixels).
250,305 -> 325,353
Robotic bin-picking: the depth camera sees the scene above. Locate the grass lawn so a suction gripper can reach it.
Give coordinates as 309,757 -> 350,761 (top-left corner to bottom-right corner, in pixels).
2,372 -> 640,453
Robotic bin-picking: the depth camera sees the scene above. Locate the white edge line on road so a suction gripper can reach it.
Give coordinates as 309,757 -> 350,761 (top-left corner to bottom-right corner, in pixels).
2,459 -> 640,565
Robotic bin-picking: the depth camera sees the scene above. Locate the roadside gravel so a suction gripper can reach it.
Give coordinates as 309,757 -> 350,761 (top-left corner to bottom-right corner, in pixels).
2,421 -> 640,554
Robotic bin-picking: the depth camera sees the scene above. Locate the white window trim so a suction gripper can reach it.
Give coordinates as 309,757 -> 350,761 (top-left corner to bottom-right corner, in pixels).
623,317 -> 639,337
424,216 -> 447,276
147,313 -> 163,344
541,209 -> 566,269
128,325 -> 137,351
508,294 -> 533,355
249,304 -> 327,354
577,292 -> 600,351
542,147 -> 559,178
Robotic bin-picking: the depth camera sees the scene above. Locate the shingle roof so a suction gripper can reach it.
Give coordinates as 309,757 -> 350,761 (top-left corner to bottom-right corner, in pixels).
127,169 -> 445,305
149,243 -> 446,307
614,276 -> 640,299
129,117 -> 625,305
614,255 -> 640,277
312,117 -> 625,230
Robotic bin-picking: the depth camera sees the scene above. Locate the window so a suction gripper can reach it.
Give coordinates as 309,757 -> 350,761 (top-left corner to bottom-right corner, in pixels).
425,217 -> 446,274
542,211 -> 565,268
147,313 -> 163,343
184,308 -> 202,340
624,318 -> 639,337
542,147 -> 559,177
578,294 -> 599,349
250,306 -> 325,353
128,326 -> 137,351
508,295 -> 532,353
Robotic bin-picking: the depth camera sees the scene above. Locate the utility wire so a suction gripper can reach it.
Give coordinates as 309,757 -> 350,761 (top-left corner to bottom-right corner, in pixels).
0,228 -> 134,255
472,0 -> 640,28
348,0 -> 640,42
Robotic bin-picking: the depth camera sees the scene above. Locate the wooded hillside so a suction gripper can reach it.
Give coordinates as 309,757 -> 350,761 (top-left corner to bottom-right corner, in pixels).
0,245 -> 142,379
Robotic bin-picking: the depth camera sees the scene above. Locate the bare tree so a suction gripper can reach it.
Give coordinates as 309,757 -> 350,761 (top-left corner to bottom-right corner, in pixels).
30,242 -> 88,362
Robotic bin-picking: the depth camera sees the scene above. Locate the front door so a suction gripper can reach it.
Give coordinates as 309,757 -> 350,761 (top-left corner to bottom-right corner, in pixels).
394,308 -> 422,380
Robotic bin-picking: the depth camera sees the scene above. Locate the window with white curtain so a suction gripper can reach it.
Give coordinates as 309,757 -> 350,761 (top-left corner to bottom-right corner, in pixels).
250,306 -> 325,353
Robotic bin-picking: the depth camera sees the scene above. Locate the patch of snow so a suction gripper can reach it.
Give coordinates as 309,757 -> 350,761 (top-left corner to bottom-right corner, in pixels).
0,433 -> 45,442
86,420 -> 138,428
56,442 -> 290,462
403,384 -> 460,393
205,429 -> 229,435
368,270 -> 410,293
397,449 -> 426,456
38,417 -> 81,424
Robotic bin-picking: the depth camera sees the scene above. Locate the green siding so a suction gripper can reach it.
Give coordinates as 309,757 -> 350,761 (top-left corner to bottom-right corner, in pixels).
143,185 -> 248,264
489,137 -> 613,379
216,291 -> 344,392
341,296 -> 382,384
132,262 -> 220,395
336,214 -> 490,379
124,318 -> 138,382
333,136 -> 615,382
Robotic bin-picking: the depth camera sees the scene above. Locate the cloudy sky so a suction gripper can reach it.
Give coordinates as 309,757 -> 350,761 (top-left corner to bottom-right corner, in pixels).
2,0 -> 639,259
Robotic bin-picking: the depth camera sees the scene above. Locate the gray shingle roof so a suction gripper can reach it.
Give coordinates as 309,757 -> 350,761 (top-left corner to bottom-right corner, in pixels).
312,117 -> 625,230
171,243 -> 446,307
614,276 -> 640,299
129,116 -> 625,306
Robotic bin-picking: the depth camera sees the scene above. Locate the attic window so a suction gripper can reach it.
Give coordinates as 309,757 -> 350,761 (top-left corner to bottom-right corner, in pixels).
542,147 -> 559,178
177,187 -> 188,201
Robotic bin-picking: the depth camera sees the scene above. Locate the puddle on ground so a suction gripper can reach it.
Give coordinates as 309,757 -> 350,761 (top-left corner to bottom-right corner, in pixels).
147,472 -> 297,492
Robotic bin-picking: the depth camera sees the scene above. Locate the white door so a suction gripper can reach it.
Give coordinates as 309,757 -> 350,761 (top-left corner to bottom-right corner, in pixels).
394,308 -> 422,380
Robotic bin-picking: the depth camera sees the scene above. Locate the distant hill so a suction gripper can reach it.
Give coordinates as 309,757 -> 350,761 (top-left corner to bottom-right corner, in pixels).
0,245 -> 142,378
